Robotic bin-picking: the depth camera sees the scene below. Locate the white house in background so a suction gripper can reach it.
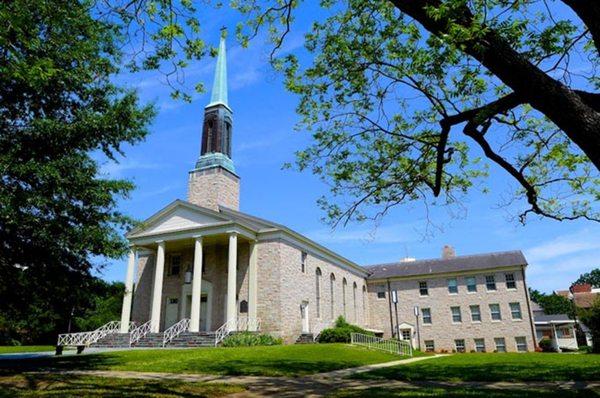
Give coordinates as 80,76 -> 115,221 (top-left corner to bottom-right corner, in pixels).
531,302 -> 578,351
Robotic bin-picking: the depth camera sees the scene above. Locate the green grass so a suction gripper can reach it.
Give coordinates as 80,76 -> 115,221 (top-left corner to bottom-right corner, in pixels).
354,353 -> 600,382
0,346 -> 58,354
0,373 -> 243,397
329,386 -> 600,398
0,344 -> 401,377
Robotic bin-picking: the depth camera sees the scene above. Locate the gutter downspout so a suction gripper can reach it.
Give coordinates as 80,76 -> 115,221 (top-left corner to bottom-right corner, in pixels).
387,279 -> 394,338
521,265 -> 538,350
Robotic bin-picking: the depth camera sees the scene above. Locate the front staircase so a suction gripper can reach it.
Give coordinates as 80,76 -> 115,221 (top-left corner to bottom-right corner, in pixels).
168,332 -> 216,347
133,333 -> 164,347
91,333 -> 131,348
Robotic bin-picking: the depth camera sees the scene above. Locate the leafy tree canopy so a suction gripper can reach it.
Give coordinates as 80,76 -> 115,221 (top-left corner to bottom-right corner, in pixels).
575,269 -> 600,288
101,0 -> 600,227
529,289 -> 576,318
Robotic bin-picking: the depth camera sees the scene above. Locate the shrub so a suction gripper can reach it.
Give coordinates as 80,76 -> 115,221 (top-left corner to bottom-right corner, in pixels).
221,332 -> 282,347
538,338 -> 556,352
578,345 -> 592,354
318,316 -> 373,343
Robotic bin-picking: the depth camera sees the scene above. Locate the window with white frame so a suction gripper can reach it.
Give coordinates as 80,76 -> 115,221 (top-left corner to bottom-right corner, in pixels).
466,276 -> 477,292
342,278 -> 347,317
515,336 -> 528,352
447,278 -> 458,294
377,285 -> 386,299
330,273 -> 336,320
424,340 -> 435,352
454,339 -> 465,353
470,305 -> 481,322
315,268 -> 322,318
419,281 -> 428,296
474,338 -> 485,352
485,275 -> 497,291
168,254 -> 181,276
505,273 -> 516,289
422,308 -> 432,324
301,252 -> 307,273
509,302 -> 522,319
494,337 -> 506,352
451,306 -> 462,323
401,329 -> 412,341
489,303 -> 502,320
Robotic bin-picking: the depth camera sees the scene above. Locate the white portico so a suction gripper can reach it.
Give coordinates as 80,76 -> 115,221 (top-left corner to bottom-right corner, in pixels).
121,200 -> 259,335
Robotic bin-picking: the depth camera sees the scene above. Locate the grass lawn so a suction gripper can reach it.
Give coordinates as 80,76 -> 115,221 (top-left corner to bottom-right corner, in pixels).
0,344 -> 401,377
354,353 -> 600,382
0,347 -> 59,354
0,373 -> 243,397
329,386 -> 600,398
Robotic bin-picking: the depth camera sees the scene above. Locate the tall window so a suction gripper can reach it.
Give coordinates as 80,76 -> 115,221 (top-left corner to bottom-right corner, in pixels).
168,254 -> 181,276
422,308 -> 432,324
470,305 -> 481,322
330,274 -> 336,320
419,281 -> 428,296
486,275 -> 497,291
362,285 -> 367,324
447,278 -> 458,294
451,306 -> 462,323
466,276 -> 477,292
315,268 -> 322,318
490,303 -> 502,320
342,278 -> 347,318
301,252 -> 307,273
353,282 -> 358,322
509,302 -> 522,319
505,273 -> 516,289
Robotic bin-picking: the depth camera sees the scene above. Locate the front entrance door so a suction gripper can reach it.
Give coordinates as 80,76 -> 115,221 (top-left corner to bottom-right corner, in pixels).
164,297 -> 179,329
301,301 -> 310,333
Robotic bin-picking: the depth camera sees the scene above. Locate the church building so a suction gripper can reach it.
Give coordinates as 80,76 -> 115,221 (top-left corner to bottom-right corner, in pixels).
108,35 -> 537,352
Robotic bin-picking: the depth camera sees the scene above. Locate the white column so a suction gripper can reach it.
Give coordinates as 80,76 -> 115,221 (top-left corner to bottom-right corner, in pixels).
248,241 -> 258,331
226,232 -> 238,332
150,240 -> 166,333
189,236 -> 203,332
120,247 -> 136,333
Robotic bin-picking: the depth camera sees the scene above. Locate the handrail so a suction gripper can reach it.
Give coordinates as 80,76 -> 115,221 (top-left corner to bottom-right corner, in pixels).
57,321 -> 133,347
214,317 -> 261,346
130,320 -> 152,346
163,318 -> 190,347
350,332 -> 413,356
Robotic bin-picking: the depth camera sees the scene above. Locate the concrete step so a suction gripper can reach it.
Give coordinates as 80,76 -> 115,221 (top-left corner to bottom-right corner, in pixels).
133,333 -> 164,347
91,333 -> 131,348
295,333 -> 315,344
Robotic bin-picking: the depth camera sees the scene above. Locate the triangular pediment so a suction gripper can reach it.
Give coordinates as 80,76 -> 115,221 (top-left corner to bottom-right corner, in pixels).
128,200 -> 232,237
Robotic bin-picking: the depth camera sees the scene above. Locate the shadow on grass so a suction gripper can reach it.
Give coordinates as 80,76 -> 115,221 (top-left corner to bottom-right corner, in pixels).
0,373 -> 242,398
330,386 -> 600,398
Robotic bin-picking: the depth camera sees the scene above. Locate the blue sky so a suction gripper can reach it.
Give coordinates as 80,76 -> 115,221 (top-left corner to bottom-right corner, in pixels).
95,5 -> 600,294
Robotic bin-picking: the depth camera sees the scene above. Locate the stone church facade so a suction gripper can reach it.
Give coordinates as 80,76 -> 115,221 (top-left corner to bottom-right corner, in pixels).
117,35 -> 537,352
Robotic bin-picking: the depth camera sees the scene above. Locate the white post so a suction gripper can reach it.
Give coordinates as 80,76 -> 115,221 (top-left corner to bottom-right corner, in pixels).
120,247 -> 136,333
190,236 -> 203,332
226,232 -> 238,332
248,240 -> 258,331
150,240 -> 166,333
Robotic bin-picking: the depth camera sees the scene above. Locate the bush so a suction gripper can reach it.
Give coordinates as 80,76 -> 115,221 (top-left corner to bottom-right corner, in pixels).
318,316 -> 373,343
538,338 -> 556,352
221,332 -> 282,347
578,345 -> 592,353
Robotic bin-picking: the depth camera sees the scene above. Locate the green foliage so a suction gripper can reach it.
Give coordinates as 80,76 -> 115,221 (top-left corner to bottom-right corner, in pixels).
538,339 -> 555,353
578,297 -> 600,354
74,281 -> 124,332
575,269 -> 600,288
529,289 -> 576,318
318,316 -> 373,343
0,0 -> 154,343
221,332 -> 282,347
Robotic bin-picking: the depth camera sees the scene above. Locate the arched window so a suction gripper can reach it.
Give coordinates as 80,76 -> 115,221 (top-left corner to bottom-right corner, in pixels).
342,278 -> 347,318
315,268 -> 322,318
362,285 -> 367,325
353,282 -> 357,323
330,273 -> 335,320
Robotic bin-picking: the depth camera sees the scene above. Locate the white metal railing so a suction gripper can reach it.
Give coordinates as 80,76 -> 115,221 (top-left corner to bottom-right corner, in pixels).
163,318 -> 190,347
130,320 -> 152,346
214,317 -> 261,346
351,332 -> 413,356
57,321 -> 133,347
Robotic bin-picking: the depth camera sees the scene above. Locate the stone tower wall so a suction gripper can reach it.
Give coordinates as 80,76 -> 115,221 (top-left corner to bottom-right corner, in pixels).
188,166 -> 240,211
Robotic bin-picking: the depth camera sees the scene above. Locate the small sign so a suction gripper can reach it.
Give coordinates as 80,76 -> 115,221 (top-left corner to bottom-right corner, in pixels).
414,305 -> 420,317
392,290 -> 398,303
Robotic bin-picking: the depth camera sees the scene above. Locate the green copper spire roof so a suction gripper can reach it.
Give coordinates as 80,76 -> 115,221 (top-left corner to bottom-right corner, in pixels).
207,33 -> 228,109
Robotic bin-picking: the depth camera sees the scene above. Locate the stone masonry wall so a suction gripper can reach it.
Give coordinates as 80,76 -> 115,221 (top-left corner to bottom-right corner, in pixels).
367,268 -> 536,352
188,167 -> 239,211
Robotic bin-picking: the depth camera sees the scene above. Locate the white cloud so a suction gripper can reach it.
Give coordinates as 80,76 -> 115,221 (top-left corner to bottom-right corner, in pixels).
307,223 -> 414,245
525,229 -> 600,263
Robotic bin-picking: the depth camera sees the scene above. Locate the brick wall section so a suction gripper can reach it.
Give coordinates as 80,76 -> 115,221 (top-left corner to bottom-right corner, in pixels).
367,268 -> 536,352
187,167 -> 239,211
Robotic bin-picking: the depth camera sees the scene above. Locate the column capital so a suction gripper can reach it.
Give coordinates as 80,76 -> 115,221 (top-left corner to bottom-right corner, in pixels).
192,234 -> 203,241
227,231 -> 238,237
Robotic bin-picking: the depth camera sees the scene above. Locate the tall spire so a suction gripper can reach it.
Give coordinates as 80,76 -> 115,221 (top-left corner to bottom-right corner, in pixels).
207,30 -> 228,109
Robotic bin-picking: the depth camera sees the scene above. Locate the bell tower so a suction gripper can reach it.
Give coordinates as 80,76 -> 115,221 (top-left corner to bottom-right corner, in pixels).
188,32 -> 240,211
